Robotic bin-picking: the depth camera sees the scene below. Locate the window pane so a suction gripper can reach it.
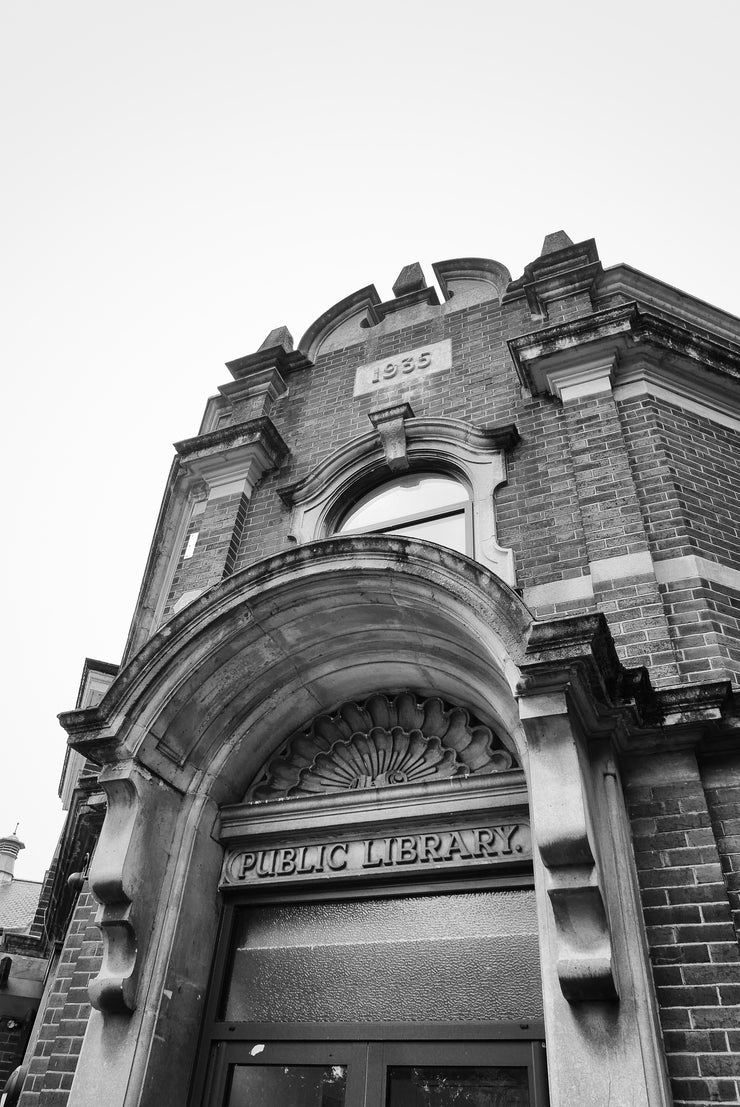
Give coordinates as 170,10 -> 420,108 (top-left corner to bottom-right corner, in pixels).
226,1064 -> 346,1107
382,512 -> 467,553
386,1065 -> 529,1107
222,891 -> 542,1023
339,475 -> 467,531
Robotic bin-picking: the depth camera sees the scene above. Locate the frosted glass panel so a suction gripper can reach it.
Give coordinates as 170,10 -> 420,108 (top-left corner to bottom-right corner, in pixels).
386,1065 -> 529,1107
222,891 -> 541,1023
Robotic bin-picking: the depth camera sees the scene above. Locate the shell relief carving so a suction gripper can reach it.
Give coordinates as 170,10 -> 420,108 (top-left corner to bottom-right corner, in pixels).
248,691 -> 516,802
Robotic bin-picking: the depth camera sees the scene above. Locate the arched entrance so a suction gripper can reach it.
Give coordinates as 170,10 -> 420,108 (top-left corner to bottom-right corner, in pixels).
59,537 -> 669,1107
194,690 -> 546,1105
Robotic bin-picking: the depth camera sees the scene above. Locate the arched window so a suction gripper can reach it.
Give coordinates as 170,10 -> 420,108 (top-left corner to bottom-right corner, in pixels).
336,472 -> 472,555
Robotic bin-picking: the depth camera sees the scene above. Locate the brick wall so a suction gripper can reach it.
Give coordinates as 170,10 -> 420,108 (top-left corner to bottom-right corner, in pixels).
625,754 -> 740,1106
229,293 -> 740,687
703,761 -> 740,943
163,489 -> 247,617
660,579 -> 740,689
18,889 -> 101,1107
0,1018 -> 28,1089
618,392 -> 740,688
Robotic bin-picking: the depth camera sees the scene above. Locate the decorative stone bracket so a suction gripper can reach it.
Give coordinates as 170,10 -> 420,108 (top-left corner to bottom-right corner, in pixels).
86,763 -> 181,1014
516,613 -> 656,1004
518,700 -> 618,1003
368,402 -> 415,472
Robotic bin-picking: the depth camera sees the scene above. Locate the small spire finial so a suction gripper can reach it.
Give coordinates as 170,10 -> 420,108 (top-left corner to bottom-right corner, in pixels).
392,262 -> 427,298
540,230 -> 574,256
259,326 -> 294,352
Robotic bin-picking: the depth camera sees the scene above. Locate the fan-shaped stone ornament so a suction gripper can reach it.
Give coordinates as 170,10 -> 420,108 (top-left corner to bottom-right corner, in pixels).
248,691 -> 516,802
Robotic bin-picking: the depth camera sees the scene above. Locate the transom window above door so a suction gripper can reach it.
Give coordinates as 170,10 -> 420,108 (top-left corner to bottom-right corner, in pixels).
336,473 -> 472,556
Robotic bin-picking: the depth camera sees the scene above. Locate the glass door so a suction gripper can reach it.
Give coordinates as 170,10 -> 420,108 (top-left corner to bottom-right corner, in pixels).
210,1038 -> 547,1107
374,1041 -> 546,1107
210,1041 -> 368,1107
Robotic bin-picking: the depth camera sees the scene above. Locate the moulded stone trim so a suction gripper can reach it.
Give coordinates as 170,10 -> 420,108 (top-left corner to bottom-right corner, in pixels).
509,302 -> 740,413
86,766 -> 180,1015
431,257 -> 512,305
522,552 -> 740,615
221,771 -> 529,844
522,575 -> 595,610
298,285 -> 382,360
278,416 -> 520,586
614,377 -> 740,432
175,416 -> 289,499
653,553 -> 740,592
590,550 -> 655,585
60,536 -> 533,793
545,357 -> 616,403
596,263 -> 740,348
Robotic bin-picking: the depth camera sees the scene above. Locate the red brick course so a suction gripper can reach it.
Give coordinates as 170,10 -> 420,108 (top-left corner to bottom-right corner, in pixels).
619,392 -> 740,566
18,891 -> 101,1107
625,761 -> 740,1106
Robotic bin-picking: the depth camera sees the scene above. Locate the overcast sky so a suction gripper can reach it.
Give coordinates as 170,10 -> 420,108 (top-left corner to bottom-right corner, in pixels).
3,1 -> 739,881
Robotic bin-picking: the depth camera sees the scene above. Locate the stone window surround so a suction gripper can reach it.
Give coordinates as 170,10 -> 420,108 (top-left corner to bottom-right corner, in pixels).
279,412 -> 520,589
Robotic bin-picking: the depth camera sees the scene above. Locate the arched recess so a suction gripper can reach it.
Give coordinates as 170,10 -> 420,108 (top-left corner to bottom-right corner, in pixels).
278,416 -> 519,586
58,536 -> 669,1107
59,537 -> 534,1106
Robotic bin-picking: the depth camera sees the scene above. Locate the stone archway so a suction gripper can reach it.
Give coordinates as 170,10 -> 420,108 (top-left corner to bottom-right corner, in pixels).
58,536 -> 670,1107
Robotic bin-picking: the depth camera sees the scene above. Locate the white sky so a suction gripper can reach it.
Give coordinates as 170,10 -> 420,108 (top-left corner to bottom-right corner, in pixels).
2,1 -> 739,881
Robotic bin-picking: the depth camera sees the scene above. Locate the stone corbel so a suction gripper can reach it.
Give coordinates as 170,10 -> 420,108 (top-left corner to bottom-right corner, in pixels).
519,695 -> 618,1003
368,402 -> 415,473
87,762 -> 180,1014
515,614 -> 649,1004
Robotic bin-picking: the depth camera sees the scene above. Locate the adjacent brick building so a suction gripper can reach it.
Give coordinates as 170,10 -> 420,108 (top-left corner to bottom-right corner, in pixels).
6,232 -> 740,1106
0,834 -> 45,1096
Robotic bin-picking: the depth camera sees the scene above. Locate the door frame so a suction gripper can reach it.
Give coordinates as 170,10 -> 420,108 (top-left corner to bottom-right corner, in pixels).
206,1031 -> 548,1107
191,873 -> 545,1105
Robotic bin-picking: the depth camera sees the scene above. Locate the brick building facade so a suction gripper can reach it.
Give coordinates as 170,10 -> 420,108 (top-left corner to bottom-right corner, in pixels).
6,232 -> 740,1106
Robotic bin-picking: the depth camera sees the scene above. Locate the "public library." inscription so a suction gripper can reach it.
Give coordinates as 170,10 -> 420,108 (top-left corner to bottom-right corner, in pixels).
221,822 -> 530,887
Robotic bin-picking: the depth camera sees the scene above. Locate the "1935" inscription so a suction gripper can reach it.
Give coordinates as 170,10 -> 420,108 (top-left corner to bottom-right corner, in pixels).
354,339 -> 452,397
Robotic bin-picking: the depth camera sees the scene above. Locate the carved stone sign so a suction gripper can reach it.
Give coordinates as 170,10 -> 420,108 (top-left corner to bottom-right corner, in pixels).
221,821 -> 530,888
353,339 -> 452,397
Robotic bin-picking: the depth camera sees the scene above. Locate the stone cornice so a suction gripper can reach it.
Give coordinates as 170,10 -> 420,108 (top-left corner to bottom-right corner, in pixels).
518,613 -> 739,753
173,416 -> 289,496
595,263 -> 740,347
509,303 -> 740,413
224,343 -> 312,381
618,681 -> 739,756
503,238 -> 602,320
174,415 -> 287,464
518,613 -> 660,731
